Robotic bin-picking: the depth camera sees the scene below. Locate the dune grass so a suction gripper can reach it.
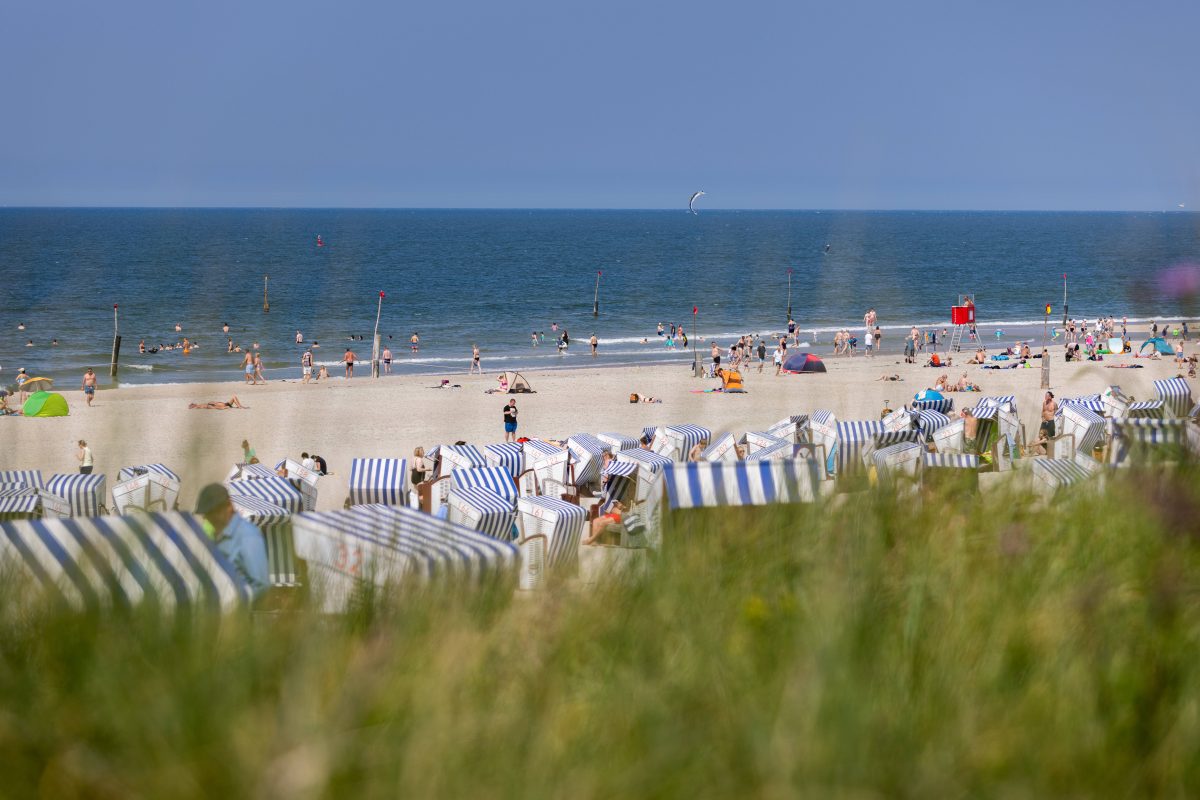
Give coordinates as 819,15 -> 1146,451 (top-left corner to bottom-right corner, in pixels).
2,469 -> 1200,798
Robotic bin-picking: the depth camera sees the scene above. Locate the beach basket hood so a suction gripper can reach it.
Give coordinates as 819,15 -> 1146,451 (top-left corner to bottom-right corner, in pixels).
781,353 -> 827,374
23,391 -> 69,417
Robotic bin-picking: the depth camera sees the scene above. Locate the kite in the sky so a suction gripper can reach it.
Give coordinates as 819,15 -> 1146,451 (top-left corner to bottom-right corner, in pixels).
688,191 -> 706,215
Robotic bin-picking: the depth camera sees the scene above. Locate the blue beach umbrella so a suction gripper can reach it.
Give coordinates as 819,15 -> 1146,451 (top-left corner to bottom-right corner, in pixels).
914,389 -> 944,401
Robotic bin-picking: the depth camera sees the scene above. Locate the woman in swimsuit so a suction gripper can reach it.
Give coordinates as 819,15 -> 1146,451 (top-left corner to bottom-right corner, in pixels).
189,396 -> 247,410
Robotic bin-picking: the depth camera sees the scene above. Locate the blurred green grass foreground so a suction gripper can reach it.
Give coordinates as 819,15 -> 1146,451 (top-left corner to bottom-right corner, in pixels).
3,469 -> 1200,799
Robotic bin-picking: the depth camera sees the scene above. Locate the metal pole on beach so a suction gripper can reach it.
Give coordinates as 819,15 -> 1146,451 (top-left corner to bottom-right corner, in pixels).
1062,273 -> 1067,328
1041,303 -> 1051,389
593,271 -> 601,317
372,290 -> 384,379
787,268 -> 793,320
263,275 -> 270,313
692,305 -> 701,377
109,304 -> 121,378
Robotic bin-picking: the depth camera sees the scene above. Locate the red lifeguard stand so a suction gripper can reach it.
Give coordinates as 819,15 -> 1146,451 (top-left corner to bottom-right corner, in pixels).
949,294 -> 975,352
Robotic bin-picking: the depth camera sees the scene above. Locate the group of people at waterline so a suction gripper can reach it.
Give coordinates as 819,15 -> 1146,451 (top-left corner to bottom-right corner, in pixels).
13,310 -> 1194,397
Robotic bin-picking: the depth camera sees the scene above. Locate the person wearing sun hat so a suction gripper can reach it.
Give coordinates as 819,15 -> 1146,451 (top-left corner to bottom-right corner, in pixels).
194,483 -> 270,598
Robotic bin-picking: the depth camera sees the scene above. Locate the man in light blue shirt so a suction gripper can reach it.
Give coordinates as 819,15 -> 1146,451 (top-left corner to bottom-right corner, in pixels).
194,483 -> 270,598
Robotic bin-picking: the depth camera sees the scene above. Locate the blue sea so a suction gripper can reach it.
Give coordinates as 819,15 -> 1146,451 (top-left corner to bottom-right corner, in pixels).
1,209 -> 1197,387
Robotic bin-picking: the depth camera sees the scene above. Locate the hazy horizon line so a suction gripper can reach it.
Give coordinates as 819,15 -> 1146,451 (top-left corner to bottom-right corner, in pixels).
0,205 -> 1193,214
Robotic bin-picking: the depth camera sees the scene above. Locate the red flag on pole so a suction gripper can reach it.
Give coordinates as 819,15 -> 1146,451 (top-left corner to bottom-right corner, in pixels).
379,291 -> 385,299
693,306 -> 698,315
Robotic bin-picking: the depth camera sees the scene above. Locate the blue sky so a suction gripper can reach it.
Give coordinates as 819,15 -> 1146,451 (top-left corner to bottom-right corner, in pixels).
2,0 -> 1197,209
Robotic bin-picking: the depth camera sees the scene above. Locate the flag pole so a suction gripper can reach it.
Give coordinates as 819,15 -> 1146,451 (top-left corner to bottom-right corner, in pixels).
692,305 -> 700,377
593,270 -> 601,316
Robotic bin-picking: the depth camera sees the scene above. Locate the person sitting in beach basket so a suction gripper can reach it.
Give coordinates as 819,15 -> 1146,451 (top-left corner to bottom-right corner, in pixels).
584,499 -> 627,546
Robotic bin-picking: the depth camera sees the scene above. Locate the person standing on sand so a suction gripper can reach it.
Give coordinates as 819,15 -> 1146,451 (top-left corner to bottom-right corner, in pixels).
253,353 -> 266,383
382,345 -> 393,375
1041,392 -> 1057,441
469,344 -> 482,374
301,348 -> 314,383
81,367 -> 97,407
757,339 -> 766,373
241,350 -> 255,384
344,347 -> 357,378
590,334 -> 598,357
77,440 -> 94,475
503,399 -> 519,443
874,325 -> 883,351
710,342 -> 721,377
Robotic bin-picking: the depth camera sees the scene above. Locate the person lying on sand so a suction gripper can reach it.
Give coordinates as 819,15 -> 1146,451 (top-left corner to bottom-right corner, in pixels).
877,374 -> 903,381
189,396 -> 247,410
629,393 -> 662,403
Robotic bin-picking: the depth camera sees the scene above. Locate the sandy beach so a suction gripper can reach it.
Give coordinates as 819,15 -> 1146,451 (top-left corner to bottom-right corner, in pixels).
7,329 -> 1195,511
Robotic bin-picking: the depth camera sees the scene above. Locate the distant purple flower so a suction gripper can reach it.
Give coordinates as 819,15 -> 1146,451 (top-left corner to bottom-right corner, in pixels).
1158,263 -> 1200,298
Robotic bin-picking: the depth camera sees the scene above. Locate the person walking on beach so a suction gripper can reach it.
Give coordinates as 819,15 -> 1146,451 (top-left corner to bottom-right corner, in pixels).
710,341 -> 721,377
76,440 -> 94,475
773,345 -> 784,375
469,344 -> 482,374
241,350 -> 255,384
253,353 -> 266,383
81,367 -> 97,407
502,399 -> 518,443
590,333 -> 598,357
382,345 -> 392,375
344,347 -> 357,378
757,339 -> 766,372
301,348 -> 314,383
